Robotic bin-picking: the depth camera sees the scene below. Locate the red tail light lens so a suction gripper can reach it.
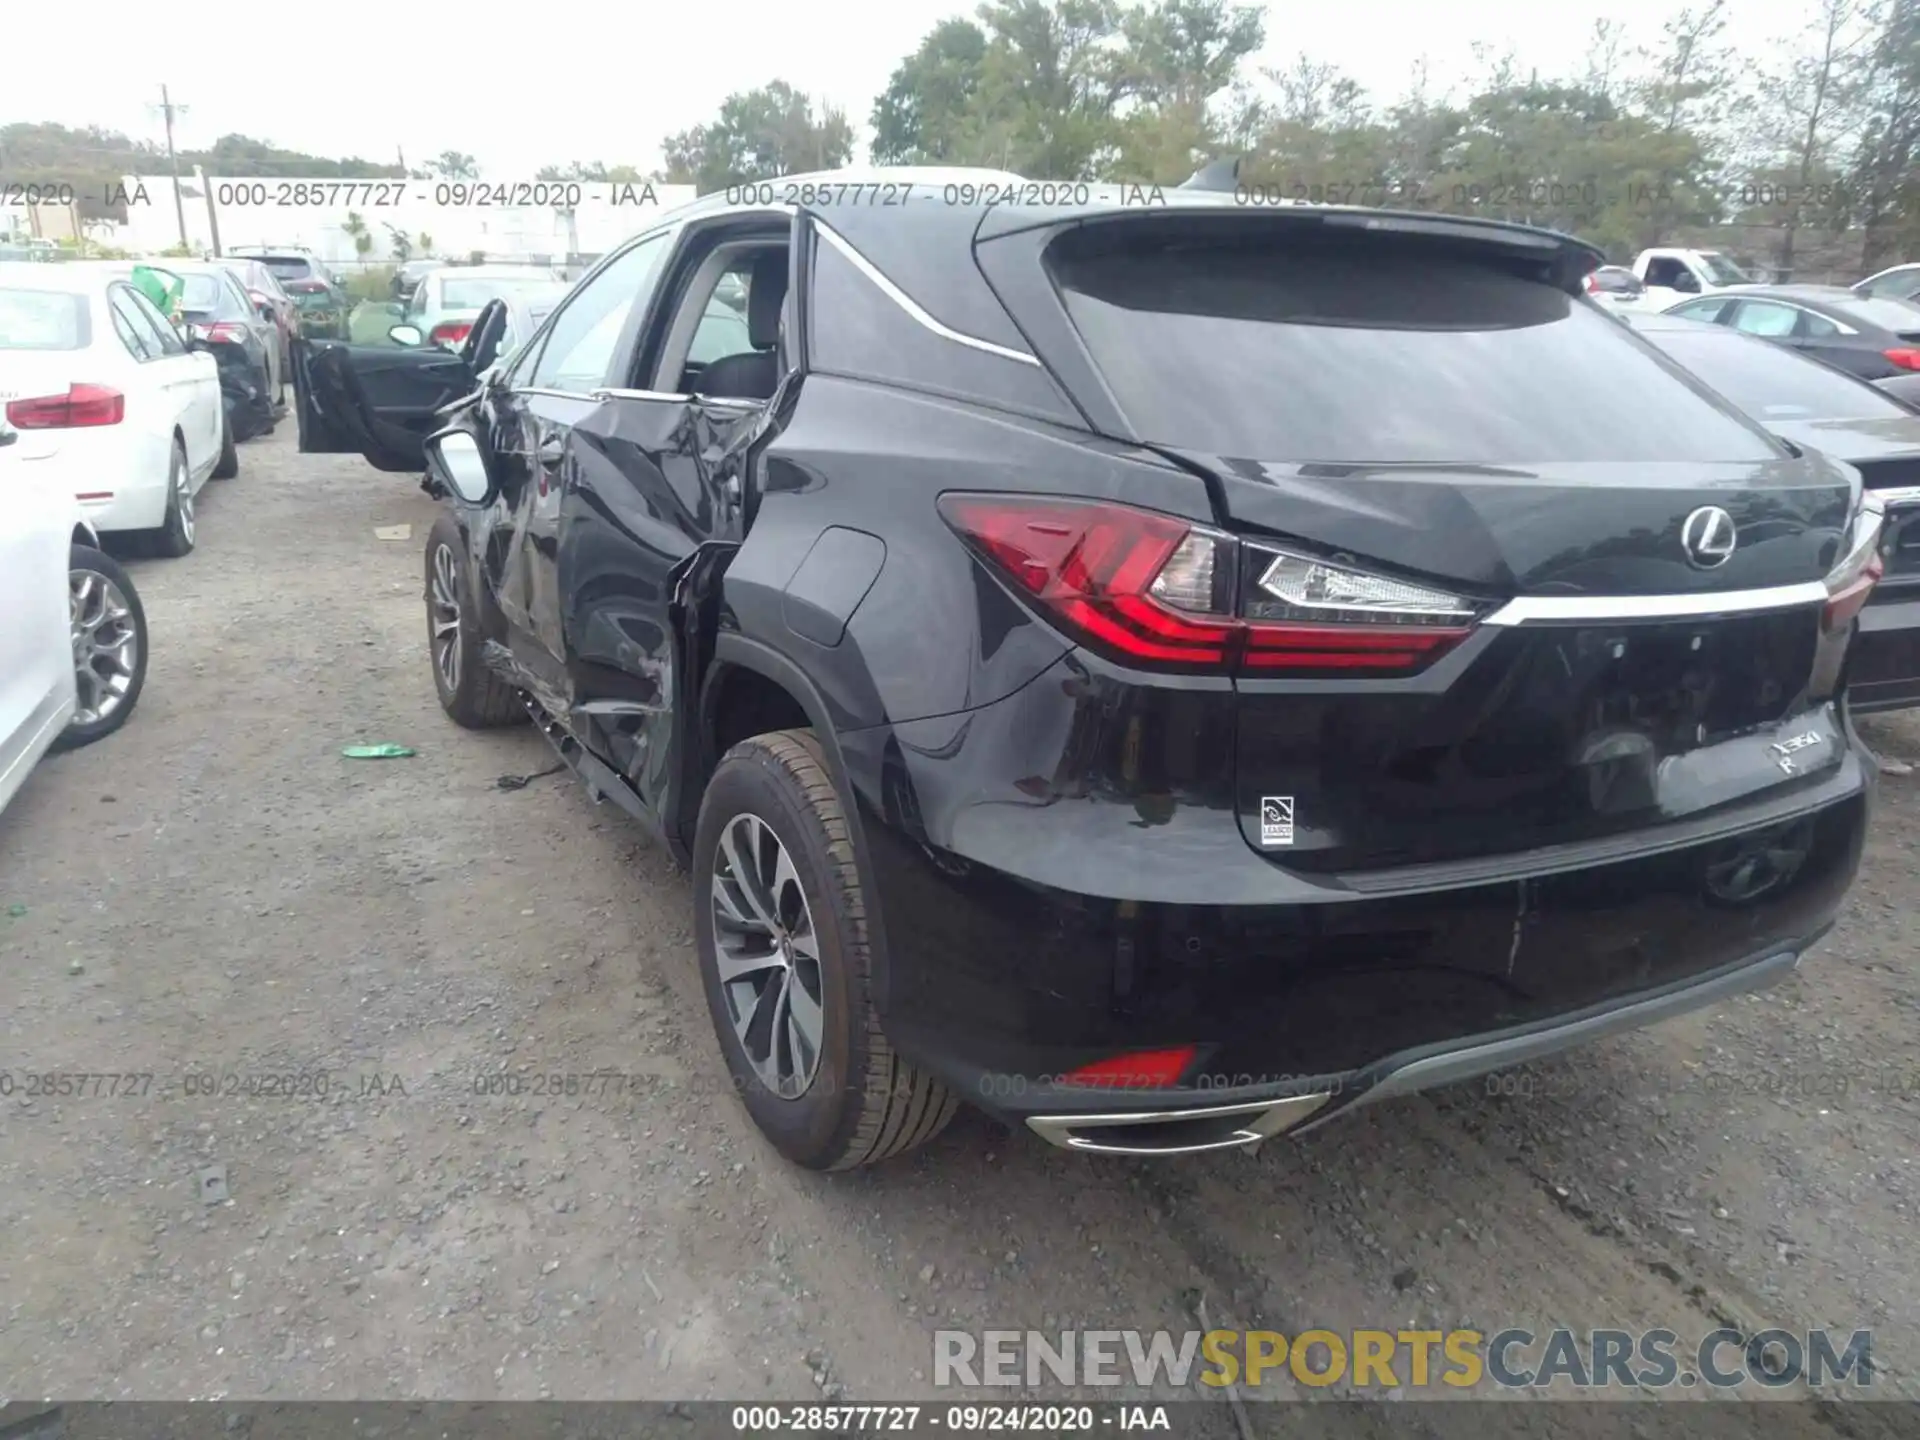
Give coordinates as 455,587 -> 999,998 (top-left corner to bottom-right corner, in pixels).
938,494 -> 1481,676
430,321 -> 472,347
5,384 -> 125,429
1059,1045 -> 1197,1090
190,321 -> 248,345
1883,348 -> 1920,372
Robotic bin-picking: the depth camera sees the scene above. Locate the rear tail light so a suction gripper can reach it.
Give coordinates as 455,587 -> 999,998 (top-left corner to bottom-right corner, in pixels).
937,494 -> 1483,676
1583,273 -> 1601,293
189,321 -> 248,345
5,384 -> 125,429
1824,490 -> 1887,633
1058,1045 -> 1197,1090
1883,348 -> 1920,372
430,321 -> 472,347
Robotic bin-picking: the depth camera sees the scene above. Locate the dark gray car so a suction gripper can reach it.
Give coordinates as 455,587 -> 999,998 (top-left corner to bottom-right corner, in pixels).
1665,284 -> 1920,385
1627,310 -> 1920,714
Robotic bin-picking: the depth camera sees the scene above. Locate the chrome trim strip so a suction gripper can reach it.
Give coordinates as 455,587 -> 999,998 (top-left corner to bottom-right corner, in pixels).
1871,485 -> 1920,509
1482,581 -> 1828,625
811,221 -> 1042,367
1025,1091 -> 1330,1156
589,386 -> 694,404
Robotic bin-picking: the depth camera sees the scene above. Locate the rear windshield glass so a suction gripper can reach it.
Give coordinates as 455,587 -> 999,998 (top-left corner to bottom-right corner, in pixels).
181,273 -> 233,312
1051,239 -> 1782,463
1592,267 -> 1641,292
0,288 -> 88,349
1828,295 -> 1920,334
253,256 -> 313,281
440,276 -> 565,309
1649,329 -> 1913,422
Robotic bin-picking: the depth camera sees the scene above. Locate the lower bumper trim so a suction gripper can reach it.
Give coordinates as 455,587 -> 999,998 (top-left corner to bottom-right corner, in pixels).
1025,1090 -> 1331,1156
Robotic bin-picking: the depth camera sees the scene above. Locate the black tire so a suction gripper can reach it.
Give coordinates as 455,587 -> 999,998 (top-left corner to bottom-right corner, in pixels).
211,411 -> 239,479
424,512 -> 522,728
693,730 -> 957,1170
56,545 -> 148,750
149,437 -> 196,558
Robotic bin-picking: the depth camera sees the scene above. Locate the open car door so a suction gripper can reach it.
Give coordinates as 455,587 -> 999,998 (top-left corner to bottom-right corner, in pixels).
295,300 -> 508,472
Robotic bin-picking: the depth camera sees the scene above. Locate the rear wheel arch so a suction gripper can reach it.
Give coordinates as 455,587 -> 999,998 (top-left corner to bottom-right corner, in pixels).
697,634 -> 895,1015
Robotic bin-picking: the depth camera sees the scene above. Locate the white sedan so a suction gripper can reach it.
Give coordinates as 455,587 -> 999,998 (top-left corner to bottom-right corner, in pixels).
0,261 -> 226,558
0,416 -> 150,817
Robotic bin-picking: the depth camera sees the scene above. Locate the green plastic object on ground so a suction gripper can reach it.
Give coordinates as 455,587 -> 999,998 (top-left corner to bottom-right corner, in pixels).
131,264 -> 183,319
341,744 -> 416,759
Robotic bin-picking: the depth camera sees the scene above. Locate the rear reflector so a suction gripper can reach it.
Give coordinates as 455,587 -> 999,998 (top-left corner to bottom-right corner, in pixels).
1059,1045 -> 1197,1090
5,384 -> 125,429
938,494 -> 1481,676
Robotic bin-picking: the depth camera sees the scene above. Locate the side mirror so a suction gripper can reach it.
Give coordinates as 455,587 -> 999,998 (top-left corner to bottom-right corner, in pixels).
425,427 -> 493,505
389,323 -> 425,347
257,302 -> 275,321
0,423 -> 16,449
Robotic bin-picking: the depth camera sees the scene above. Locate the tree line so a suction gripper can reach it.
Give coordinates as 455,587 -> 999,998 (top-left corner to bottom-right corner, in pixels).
6,1 -> 1916,274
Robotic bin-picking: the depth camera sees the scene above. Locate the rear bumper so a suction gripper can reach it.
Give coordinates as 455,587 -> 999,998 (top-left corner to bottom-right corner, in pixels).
847,697 -> 1870,1149
1022,945 -> 1808,1155
14,444 -> 168,533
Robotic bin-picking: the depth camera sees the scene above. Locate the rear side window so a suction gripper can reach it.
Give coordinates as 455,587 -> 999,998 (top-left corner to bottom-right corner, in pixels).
1828,296 -> 1920,335
0,288 -> 88,349
1650,332 -> 1912,421
1051,239 -> 1782,464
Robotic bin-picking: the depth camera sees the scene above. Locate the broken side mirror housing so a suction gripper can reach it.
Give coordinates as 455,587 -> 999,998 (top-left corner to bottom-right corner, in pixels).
425,426 -> 494,506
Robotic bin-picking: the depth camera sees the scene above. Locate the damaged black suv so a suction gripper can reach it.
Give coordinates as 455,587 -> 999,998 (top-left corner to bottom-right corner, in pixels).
299,169 -> 1879,1169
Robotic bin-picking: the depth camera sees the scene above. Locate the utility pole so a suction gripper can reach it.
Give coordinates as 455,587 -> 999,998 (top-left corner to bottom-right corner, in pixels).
158,85 -> 189,249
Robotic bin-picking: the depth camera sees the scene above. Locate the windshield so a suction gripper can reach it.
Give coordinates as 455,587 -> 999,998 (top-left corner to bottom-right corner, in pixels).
440,276 -> 566,309
0,288 -> 89,349
1696,252 -> 1754,286
1647,329 -> 1911,422
1052,236 -> 1781,464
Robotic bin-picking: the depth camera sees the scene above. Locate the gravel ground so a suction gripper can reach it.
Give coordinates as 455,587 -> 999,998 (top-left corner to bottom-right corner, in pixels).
2,427 -> 1917,1428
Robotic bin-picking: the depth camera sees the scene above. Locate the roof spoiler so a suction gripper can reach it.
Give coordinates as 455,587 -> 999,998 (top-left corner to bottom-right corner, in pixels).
1179,156 -> 1243,192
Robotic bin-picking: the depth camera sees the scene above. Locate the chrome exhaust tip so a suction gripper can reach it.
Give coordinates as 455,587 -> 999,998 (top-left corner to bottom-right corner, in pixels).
1025,1091 -> 1332,1157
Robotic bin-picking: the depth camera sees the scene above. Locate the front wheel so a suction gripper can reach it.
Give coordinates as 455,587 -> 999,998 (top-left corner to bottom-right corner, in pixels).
424,512 -> 523,728
57,545 -> 148,749
693,730 -> 957,1169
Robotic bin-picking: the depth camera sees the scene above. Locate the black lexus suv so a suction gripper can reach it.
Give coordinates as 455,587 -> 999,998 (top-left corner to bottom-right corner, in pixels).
297,168 -> 1881,1169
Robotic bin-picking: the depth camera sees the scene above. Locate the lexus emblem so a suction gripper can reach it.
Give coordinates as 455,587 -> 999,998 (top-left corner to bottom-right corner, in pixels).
1681,506 -> 1738,569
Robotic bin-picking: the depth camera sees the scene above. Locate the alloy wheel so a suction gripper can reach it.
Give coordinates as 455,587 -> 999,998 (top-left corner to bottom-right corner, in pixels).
69,565 -> 140,725
174,457 -> 196,544
429,543 -> 461,692
708,812 -> 827,1099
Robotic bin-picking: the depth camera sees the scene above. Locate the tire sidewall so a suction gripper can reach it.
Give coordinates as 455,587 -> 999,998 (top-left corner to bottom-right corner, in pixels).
158,441 -> 194,554
693,742 -> 872,1167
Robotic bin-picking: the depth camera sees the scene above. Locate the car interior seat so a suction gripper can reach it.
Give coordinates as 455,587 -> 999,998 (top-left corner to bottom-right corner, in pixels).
694,251 -> 788,401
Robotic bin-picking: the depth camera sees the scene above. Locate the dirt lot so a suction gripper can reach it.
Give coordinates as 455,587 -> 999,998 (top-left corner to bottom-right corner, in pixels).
2,427 -> 1917,1425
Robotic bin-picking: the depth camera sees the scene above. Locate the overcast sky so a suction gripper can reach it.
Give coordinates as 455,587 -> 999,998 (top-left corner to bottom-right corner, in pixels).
7,0 -> 1816,177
